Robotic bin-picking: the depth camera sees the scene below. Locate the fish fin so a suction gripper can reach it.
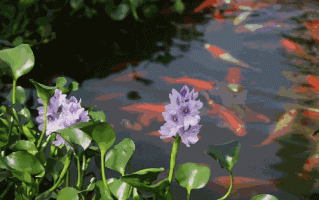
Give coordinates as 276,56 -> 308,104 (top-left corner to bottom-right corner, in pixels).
159,76 -> 174,85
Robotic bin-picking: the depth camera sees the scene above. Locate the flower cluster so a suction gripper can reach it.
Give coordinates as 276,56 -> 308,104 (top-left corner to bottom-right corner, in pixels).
36,89 -> 90,149
159,85 -> 203,147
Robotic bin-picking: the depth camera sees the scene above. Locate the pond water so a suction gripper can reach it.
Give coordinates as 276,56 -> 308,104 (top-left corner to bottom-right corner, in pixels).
9,1 -> 319,199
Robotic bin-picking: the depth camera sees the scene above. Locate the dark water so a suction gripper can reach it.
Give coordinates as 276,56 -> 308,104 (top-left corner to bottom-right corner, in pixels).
4,1 -> 319,200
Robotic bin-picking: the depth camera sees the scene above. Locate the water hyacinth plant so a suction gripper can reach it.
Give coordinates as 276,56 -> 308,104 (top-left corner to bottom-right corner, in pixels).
0,44 -> 279,200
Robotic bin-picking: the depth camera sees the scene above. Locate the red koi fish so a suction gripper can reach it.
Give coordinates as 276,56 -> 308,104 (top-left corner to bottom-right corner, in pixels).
304,20 -> 319,45
213,9 -> 225,24
160,75 -> 215,92
307,75 -> 319,91
205,176 -> 280,199
252,109 -> 297,147
204,44 -> 261,71
120,103 -> 168,127
280,39 -> 306,55
303,153 -> 319,173
94,93 -> 125,101
194,0 -> 224,13
226,67 -> 241,84
302,110 -> 319,120
113,71 -> 149,82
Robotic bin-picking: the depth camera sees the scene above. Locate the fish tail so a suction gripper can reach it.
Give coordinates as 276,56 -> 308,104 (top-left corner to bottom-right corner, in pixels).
159,76 -> 175,85
194,2 -> 212,13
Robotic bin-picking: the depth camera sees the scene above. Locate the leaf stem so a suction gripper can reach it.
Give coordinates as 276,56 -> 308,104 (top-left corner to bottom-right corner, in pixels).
217,170 -> 233,200
168,133 -> 181,185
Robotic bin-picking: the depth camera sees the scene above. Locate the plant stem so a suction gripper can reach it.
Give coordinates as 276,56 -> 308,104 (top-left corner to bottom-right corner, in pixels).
36,102 -> 48,149
76,155 -> 82,190
66,170 -> 70,187
168,133 -> 181,185
187,190 -> 191,200
100,153 -> 112,195
218,170 -> 233,200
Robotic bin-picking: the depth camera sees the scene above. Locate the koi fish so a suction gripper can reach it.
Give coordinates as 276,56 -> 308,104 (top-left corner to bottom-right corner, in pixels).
233,11 -> 251,25
302,110 -> 319,120
112,71 -> 149,82
296,172 -> 313,181
205,176 -> 280,199
240,105 -> 271,124
193,0 -> 224,13
281,70 -> 308,83
226,67 -> 241,85
204,44 -> 261,72
307,75 -> 319,91
280,39 -> 307,55
213,9 -> 225,24
252,109 -> 297,147
159,75 -> 215,92
121,119 -> 133,130
304,20 -> 319,45
277,84 -> 315,100
120,103 -> 168,127
303,153 -> 319,173
94,93 -> 125,101
201,91 -> 246,136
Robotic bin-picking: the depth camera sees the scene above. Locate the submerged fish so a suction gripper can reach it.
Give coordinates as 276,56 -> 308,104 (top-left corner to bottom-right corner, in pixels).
113,71 -> 149,82
204,44 -> 261,72
252,109 -> 297,147
120,103 -> 168,127
307,75 -> 319,91
193,0 -> 224,13
304,20 -> 319,45
160,75 -> 215,92
280,39 -> 307,55
281,70 -> 308,83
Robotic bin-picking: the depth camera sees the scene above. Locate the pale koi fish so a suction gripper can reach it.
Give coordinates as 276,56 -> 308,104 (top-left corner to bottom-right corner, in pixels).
159,75 -> 215,92
252,109 -> 297,147
204,44 -> 262,72
233,11 -> 251,25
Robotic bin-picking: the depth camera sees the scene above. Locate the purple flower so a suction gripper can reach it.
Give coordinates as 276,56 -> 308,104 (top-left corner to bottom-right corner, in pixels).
36,89 -> 90,149
159,85 -> 202,147
178,124 -> 202,147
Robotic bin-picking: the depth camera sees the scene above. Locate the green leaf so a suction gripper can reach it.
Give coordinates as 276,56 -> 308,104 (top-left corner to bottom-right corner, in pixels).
70,0 -> 84,10
12,37 -> 23,46
175,162 -> 210,194
92,180 -> 116,200
68,81 -> 79,92
0,44 -> 34,81
105,138 -> 135,175
91,122 -> 115,156
55,126 -> 92,156
88,110 -> 107,123
107,1 -> 131,21
142,4 -> 158,18
57,187 -> 81,200
29,79 -> 56,107
204,140 -> 241,172
19,0 -> 38,8
1,151 -> 45,175
128,0 -> 139,20
0,4 -> 16,20
173,0 -> 185,14
56,77 -> 67,88
11,170 -> 36,187
120,168 -> 164,192
108,178 -> 132,200
0,120 -> 9,148
250,194 -> 279,200
9,140 -> 38,155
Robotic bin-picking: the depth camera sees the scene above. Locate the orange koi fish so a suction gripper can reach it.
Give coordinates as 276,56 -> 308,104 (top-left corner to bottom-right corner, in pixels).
226,67 -> 241,85
205,176 -> 280,199
304,20 -> 319,45
194,0 -> 224,13
201,91 -> 246,136
280,39 -> 306,55
302,110 -> 319,120
307,75 -> 319,91
204,44 -> 261,71
213,9 -> 225,24
94,93 -> 125,101
159,75 -> 215,92
120,103 -> 168,127
252,109 -> 297,147
303,153 -> 319,173
113,71 -> 149,82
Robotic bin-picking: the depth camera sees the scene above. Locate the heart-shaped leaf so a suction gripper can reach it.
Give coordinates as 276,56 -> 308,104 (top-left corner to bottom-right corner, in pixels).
108,178 -> 132,200
57,187 -> 81,200
250,194 -> 279,200
91,122 -> 115,156
92,180 -> 116,200
9,140 -> 38,155
0,44 -> 34,81
1,151 -> 45,175
105,138 -> 135,175
204,140 -> 241,172
175,162 -> 210,193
